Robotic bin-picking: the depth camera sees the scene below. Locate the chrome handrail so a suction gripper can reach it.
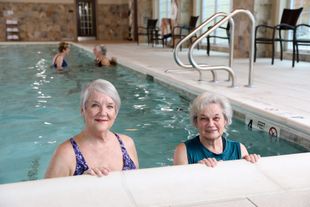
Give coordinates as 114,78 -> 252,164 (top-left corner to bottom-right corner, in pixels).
189,9 -> 255,87
171,12 -> 232,81
172,9 -> 255,87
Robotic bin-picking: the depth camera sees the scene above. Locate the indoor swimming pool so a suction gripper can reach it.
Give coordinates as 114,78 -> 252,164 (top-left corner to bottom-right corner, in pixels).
0,44 -> 307,184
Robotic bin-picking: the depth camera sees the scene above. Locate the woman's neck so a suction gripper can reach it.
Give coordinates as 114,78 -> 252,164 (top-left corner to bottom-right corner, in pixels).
59,51 -> 66,57
199,136 -> 223,154
81,129 -> 110,143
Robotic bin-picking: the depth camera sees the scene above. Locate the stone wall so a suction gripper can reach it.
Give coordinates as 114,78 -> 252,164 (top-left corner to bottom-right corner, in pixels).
137,0 -> 153,28
136,0 -> 152,43
96,3 -> 129,40
0,2 -> 76,41
232,0 -> 255,58
1,1 -> 130,41
253,0 -> 275,58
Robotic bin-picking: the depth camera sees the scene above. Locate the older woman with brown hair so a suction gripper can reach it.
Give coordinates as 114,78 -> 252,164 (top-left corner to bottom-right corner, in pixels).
45,79 -> 138,177
174,92 -> 260,167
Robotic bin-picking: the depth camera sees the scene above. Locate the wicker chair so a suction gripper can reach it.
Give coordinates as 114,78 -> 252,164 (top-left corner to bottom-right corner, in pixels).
206,22 -> 230,56
295,23 -> 310,64
254,7 -> 303,67
172,16 -> 199,50
137,19 -> 158,45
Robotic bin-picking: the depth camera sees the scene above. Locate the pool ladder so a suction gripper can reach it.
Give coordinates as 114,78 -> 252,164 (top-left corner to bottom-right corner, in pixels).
170,9 -> 255,88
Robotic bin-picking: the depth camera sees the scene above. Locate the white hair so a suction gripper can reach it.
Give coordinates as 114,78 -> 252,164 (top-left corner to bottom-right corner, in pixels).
189,92 -> 232,129
94,45 -> 107,55
80,79 -> 121,115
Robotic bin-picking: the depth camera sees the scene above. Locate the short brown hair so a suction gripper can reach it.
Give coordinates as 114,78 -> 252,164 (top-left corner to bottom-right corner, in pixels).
58,42 -> 69,52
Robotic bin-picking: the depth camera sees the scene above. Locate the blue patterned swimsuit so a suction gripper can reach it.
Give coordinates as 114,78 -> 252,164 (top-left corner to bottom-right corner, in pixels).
70,133 -> 136,175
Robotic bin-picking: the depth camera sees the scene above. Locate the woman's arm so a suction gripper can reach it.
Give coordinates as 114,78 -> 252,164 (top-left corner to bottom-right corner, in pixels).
240,143 -> 260,163
173,143 -> 189,165
55,56 -> 64,70
45,141 -> 74,178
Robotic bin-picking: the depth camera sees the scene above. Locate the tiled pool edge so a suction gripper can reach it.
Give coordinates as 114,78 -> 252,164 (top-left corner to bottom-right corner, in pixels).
1,152 -> 310,207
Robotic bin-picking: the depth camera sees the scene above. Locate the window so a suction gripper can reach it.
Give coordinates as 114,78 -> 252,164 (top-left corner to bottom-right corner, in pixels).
289,0 -> 310,51
159,0 -> 172,21
197,0 -> 231,44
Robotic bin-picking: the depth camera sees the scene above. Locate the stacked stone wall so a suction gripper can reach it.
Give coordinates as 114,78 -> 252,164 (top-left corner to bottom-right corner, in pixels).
96,3 -> 129,40
0,2 -> 76,41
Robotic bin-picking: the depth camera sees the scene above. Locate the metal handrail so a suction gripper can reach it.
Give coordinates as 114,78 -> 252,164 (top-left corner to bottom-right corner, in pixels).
172,12 -> 233,82
189,9 -> 255,87
172,9 -> 255,87
173,12 -> 228,68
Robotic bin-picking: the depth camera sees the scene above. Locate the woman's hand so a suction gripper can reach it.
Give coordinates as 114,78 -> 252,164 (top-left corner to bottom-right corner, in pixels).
198,158 -> 218,167
243,154 -> 260,163
84,166 -> 110,177
240,144 -> 260,163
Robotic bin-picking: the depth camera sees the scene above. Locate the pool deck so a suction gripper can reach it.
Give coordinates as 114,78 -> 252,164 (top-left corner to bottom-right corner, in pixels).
77,42 -> 310,149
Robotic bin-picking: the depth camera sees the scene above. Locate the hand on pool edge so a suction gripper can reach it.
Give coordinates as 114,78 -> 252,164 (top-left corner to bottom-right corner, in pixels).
84,167 -> 110,177
243,154 -> 261,163
198,158 -> 218,167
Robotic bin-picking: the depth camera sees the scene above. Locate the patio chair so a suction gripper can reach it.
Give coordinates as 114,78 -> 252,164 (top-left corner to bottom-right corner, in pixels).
137,19 -> 158,45
295,23 -> 310,64
172,16 -> 199,50
254,7 -> 303,67
206,22 -> 230,56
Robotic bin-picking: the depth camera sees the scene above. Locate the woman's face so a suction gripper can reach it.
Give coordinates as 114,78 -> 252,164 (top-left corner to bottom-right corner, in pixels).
93,47 -> 98,56
82,90 -> 117,134
93,47 -> 101,57
196,103 -> 227,141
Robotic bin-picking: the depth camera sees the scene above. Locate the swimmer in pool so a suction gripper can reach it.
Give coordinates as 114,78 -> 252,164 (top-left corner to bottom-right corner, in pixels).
93,45 -> 117,67
52,42 -> 70,72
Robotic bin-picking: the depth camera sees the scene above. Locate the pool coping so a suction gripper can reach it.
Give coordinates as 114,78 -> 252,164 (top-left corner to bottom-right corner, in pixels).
1,152 -> 310,207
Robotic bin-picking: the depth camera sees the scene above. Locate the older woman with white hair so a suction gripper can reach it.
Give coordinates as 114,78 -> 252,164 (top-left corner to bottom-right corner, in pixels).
93,45 -> 117,67
174,92 -> 260,167
45,79 -> 138,178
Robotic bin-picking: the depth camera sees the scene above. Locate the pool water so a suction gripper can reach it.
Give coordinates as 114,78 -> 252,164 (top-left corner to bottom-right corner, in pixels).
0,44 -> 307,184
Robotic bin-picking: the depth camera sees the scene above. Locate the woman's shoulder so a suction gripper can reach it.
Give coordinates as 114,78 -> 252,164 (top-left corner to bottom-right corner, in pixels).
184,135 -> 199,145
116,133 -> 134,142
53,138 -> 75,159
115,133 -> 135,147
225,137 -> 241,145
53,53 -> 63,59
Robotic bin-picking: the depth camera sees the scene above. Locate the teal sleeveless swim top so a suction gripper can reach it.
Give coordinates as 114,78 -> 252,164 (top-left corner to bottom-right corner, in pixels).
184,135 -> 241,164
